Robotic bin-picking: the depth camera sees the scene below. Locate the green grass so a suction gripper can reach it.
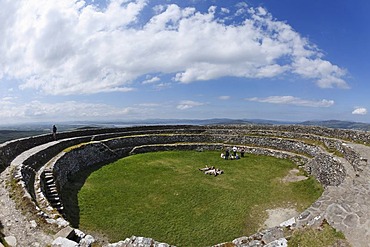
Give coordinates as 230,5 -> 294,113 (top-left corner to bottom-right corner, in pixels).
288,221 -> 349,247
77,151 -> 323,247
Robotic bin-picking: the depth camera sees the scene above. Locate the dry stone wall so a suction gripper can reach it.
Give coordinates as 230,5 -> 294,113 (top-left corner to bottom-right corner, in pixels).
1,124 -> 368,246
207,124 -> 370,144
53,142 -> 119,190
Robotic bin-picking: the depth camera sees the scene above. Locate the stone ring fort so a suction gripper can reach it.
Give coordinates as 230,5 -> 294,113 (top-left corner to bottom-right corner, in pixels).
1,124 -> 370,246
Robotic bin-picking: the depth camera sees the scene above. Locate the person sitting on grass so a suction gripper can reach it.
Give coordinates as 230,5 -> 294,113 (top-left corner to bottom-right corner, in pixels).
203,167 -> 224,176
199,166 -> 224,176
199,166 -> 214,172
240,147 -> 245,157
225,149 -> 230,160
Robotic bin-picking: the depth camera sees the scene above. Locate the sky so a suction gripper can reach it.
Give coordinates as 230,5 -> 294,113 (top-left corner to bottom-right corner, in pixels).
1,0 -> 370,124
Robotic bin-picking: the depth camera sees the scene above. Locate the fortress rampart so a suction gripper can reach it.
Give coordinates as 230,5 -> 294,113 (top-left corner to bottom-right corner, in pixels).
1,124 -> 369,247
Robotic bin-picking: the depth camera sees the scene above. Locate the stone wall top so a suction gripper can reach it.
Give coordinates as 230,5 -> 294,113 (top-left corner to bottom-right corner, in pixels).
0,125 -> 203,172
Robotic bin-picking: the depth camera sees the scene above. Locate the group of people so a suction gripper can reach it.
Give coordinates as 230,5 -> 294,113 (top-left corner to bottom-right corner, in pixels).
198,166 -> 224,176
220,146 -> 245,160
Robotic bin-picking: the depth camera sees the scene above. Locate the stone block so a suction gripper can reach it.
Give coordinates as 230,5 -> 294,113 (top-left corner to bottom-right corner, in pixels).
52,237 -> 78,247
4,236 -> 17,247
264,238 -> 287,247
54,226 -> 74,239
261,227 -> 284,244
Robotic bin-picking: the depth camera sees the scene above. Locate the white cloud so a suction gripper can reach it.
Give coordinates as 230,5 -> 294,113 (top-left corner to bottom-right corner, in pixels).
0,0 -> 348,96
292,58 -> 348,89
220,7 -> 230,14
247,96 -> 334,107
0,100 -> 136,123
142,76 -> 161,84
0,96 -> 17,104
352,107 -> 367,115
177,100 -> 204,110
153,82 -> 172,90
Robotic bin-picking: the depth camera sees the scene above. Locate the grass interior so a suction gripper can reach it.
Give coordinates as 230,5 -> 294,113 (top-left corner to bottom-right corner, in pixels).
76,151 -> 323,246
289,220 -> 348,247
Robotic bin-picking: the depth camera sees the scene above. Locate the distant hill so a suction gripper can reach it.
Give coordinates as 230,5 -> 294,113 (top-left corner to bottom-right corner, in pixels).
103,118 -> 294,126
298,120 -> 370,131
0,130 -> 48,144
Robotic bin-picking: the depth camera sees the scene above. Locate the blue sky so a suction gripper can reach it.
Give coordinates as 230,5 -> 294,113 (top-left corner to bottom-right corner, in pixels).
1,0 -> 370,124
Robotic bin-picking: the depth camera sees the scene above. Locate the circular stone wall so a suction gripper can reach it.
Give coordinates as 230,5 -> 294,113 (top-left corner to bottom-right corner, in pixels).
1,124 -> 368,246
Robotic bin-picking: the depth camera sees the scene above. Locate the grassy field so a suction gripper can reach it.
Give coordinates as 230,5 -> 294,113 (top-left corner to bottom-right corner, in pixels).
77,151 -> 323,246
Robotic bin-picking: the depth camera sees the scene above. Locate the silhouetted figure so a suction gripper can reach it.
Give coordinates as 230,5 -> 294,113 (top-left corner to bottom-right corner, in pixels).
240,147 -> 245,157
52,125 -> 57,141
225,149 -> 230,160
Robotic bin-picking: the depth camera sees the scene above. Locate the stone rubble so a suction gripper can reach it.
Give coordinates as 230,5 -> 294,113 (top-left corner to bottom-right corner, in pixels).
107,236 -> 173,247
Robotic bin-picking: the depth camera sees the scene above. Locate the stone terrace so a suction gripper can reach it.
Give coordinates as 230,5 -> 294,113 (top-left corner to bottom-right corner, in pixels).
0,124 -> 370,246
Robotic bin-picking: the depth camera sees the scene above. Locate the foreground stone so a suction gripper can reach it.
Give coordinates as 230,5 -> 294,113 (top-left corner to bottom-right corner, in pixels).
51,227 -> 95,247
107,236 -> 173,247
4,236 -> 16,247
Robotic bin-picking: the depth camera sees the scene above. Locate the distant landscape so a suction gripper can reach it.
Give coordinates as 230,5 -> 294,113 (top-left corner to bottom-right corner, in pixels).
1,119 -> 370,144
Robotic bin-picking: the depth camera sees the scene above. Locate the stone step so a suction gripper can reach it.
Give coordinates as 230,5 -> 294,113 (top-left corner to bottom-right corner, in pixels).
47,188 -> 57,194
48,189 -> 58,194
47,196 -> 60,202
50,201 -> 62,207
45,179 -> 54,184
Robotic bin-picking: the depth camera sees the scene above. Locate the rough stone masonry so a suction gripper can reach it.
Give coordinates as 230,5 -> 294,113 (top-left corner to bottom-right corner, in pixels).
1,124 -> 370,246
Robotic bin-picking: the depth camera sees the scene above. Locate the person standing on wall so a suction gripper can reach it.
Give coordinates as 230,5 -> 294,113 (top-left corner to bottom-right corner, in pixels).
52,125 -> 57,141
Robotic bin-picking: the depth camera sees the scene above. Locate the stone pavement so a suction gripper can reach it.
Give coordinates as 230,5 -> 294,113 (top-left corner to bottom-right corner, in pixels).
0,142 -> 58,247
296,142 -> 370,247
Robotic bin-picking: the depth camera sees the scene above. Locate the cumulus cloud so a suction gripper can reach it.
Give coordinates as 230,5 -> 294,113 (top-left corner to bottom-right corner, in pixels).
352,107 -> 367,115
292,58 -> 348,89
0,0 -> 348,95
142,76 -> 161,84
177,100 -> 204,110
247,96 -> 334,107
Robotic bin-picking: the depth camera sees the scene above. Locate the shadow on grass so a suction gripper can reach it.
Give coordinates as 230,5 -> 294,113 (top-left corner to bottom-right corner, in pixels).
60,161 -> 112,228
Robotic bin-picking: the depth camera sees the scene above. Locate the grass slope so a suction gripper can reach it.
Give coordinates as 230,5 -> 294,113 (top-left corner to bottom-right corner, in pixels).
77,151 -> 323,246
289,221 -> 349,247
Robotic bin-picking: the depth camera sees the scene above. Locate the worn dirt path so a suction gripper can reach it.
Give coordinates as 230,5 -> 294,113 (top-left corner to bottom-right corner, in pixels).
0,142 -> 57,247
